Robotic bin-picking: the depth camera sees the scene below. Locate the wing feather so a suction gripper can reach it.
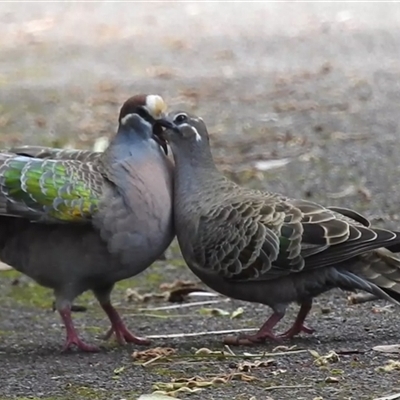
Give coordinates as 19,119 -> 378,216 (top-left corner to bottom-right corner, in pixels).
0,154 -> 103,223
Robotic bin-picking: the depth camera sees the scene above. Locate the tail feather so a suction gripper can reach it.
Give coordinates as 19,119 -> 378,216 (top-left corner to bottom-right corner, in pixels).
344,247 -> 400,305
336,269 -> 400,306
358,248 -> 400,287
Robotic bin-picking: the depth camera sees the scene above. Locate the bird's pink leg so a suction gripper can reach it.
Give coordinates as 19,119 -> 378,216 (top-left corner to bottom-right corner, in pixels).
59,308 -> 100,352
279,301 -> 315,339
224,311 -> 285,346
101,302 -> 150,346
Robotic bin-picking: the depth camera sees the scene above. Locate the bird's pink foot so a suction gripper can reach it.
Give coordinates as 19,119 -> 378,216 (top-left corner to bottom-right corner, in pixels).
279,301 -> 314,339
101,303 -> 150,346
62,335 -> 100,353
102,324 -> 150,346
59,307 -> 100,353
279,323 -> 315,339
223,311 -> 284,346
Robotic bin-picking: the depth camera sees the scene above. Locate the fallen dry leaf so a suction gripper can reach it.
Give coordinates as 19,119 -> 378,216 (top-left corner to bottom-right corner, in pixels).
372,344 -> 400,354
153,372 -> 259,395
233,359 -> 276,372
159,280 -> 198,291
230,307 -> 244,319
194,347 -> 234,358
152,387 -> 202,397
309,350 -> 340,366
132,347 -> 176,362
376,360 -> 400,372
125,280 -> 210,303
325,376 -> 340,383
199,307 -> 230,317
125,288 -> 166,303
272,345 -> 298,352
271,369 -> 287,376
138,394 -> 177,400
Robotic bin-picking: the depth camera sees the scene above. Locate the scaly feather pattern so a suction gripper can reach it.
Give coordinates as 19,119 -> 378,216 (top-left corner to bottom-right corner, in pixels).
163,111 -> 400,344
188,180 -> 393,282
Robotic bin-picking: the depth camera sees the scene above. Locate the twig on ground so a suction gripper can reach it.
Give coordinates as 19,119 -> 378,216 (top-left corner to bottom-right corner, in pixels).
138,299 -> 228,311
147,327 -> 258,339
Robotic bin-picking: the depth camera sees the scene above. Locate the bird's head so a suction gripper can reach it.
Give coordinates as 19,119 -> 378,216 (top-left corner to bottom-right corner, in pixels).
160,111 -> 209,149
118,94 -> 175,154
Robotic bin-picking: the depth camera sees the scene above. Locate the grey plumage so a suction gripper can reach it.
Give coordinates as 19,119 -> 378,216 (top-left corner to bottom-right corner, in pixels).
0,94 -> 175,352
10,145 -> 169,261
161,111 -> 400,344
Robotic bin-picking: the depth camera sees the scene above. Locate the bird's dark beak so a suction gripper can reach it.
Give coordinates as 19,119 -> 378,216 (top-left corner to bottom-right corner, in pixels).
156,117 -> 179,132
152,117 -> 178,155
152,123 -> 168,155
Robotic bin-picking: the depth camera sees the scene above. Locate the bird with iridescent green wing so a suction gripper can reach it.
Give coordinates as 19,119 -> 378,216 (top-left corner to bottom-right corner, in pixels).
9,145 -> 169,263
0,94 -> 175,352
9,145 -> 103,163
158,111 -> 400,345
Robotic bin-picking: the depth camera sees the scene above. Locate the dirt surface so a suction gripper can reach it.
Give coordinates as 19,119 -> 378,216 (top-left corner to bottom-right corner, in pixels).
1,3 -> 400,400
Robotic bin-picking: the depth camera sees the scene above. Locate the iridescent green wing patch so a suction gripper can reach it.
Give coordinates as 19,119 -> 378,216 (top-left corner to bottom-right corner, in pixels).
0,155 -> 104,222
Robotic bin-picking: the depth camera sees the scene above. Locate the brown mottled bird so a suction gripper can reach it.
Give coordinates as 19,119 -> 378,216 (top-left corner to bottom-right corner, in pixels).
0,94 -> 175,352
160,111 -> 400,345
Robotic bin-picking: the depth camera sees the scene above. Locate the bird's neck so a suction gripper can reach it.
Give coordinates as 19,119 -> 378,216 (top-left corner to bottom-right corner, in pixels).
173,143 -> 224,196
103,130 -> 149,165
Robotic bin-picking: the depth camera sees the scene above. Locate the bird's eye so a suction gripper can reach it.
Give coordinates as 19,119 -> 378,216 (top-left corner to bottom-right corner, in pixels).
174,113 -> 188,124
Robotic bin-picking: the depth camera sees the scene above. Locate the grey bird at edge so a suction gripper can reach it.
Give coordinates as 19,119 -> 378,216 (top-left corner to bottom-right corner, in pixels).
159,111 -> 400,345
0,94 -> 175,352
10,145 -> 170,265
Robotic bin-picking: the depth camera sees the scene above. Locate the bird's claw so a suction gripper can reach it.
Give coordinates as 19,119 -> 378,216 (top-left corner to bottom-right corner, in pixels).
102,326 -> 150,346
278,324 -> 315,339
61,337 -> 100,353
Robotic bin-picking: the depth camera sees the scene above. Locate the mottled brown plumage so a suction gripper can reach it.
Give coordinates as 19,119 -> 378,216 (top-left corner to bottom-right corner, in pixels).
162,111 -> 400,344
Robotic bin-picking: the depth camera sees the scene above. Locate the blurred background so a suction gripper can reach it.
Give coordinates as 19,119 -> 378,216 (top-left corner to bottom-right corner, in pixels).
1,2 -> 400,220
2,3 -> 400,398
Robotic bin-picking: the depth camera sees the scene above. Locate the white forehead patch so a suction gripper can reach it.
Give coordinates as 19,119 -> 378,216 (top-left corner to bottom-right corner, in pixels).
145,95 -> 166,118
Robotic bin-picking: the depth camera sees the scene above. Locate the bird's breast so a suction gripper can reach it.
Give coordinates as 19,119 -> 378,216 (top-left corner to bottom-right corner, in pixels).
94,150 -> 174,273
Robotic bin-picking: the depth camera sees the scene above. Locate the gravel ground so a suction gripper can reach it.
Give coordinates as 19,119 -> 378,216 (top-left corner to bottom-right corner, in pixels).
1,3 -> 400,400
